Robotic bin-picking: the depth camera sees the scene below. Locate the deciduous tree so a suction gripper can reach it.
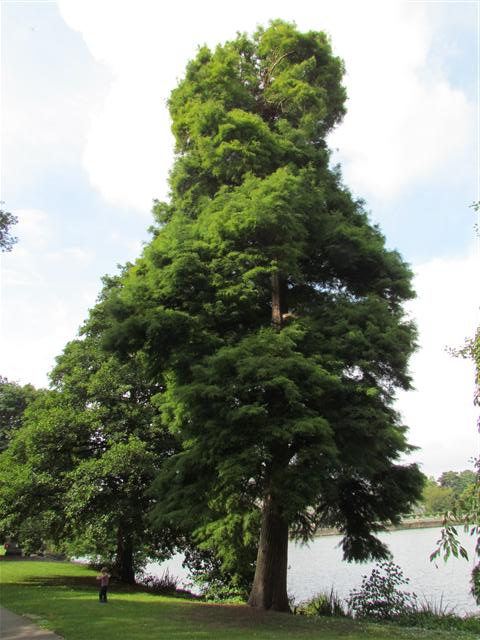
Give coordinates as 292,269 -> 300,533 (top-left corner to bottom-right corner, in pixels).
0,278 -> 177,581
0,377 -> 39,451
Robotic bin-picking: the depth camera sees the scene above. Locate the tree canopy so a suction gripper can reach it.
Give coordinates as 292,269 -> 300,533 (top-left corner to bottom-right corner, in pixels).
0,377 -> 39,451
439,470 -> 477,498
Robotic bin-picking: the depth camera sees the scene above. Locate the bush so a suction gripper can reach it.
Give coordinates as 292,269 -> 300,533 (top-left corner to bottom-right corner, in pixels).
296,588 -> 347,617
347,561 -> 417,620
139,569 -> 180,594
182,545 -> 252,601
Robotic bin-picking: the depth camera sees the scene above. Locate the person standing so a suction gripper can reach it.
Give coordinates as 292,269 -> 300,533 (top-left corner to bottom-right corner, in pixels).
96,567 -> 110,603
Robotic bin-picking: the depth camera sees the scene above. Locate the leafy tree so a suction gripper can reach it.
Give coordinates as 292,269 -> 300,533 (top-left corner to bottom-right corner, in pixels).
0,376 -> 40,451
422,477 -> 454,514
0,277 -> 177,582
438,470 -> 477,502
0,205 -> 18,252
103,21 -> 424,611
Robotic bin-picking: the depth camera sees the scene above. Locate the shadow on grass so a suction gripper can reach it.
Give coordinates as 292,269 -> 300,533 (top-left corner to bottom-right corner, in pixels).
0,580 -> 361,638
3,574 -> 196,599
13,575 -> 100,589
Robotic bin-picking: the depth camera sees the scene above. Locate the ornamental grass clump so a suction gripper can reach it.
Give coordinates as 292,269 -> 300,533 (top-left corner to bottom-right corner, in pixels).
347,561 -> 417,620
296,588 -> 347,617
139,569 -> 180,594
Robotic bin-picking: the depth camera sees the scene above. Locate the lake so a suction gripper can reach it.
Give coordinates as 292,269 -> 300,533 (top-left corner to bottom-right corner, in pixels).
144,526 -> 478,614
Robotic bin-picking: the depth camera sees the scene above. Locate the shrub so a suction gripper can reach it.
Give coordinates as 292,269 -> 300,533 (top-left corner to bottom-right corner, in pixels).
139,569 -> 180,594
296,588 -> 347,617
182,545 -> 252,602
347,561 -> 417,620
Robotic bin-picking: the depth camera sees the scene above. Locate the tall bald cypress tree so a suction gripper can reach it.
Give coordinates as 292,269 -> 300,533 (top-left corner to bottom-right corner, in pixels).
105,21 -> 424,611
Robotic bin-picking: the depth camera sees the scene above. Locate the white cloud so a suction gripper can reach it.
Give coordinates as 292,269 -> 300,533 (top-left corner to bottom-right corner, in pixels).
398,248 -> 480,477
0,209 -> 52,290
0,199 -> 149,388
327,3 -> 473,200
1,7 -> 111,194
57,0 -> 473,210
0,207 -> 99,388
13,208 -> 52,249
46,247 -> 94,265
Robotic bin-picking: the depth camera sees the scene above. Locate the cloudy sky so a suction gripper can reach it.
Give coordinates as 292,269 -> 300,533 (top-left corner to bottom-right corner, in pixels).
1,0 -> 478,477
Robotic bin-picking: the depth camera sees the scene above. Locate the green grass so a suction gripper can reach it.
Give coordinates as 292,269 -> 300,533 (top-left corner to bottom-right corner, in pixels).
0,560 -> 476,640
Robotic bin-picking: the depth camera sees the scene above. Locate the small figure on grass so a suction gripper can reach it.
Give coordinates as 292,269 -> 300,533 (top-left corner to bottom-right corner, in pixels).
96,567 -> 111,603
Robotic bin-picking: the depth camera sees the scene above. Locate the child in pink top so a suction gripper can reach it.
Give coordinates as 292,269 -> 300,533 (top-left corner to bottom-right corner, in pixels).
96,567 -> 110,603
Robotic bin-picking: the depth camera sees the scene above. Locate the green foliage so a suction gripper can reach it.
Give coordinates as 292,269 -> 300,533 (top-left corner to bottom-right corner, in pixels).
181,543 -> 255,601
296,588 -> 347,617
422,477 -> 455,514
438,470 -> 477,502
0,376 -> 40,451
347,562 -> 418,620
167,21 -> 346,213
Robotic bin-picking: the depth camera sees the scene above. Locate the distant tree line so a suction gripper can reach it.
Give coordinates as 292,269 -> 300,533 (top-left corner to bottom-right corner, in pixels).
420,469 -> 477,516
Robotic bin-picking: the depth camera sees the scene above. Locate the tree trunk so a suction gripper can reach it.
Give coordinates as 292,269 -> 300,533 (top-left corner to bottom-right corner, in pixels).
248,266 -> 291,611
115,529 -> 135,584
248,492 -> 290,611
271,270 -> 283,330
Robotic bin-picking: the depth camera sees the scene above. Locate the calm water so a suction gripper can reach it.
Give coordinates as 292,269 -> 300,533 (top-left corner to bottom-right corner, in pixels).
288,526 -> 477,613
145,526 -> 478,614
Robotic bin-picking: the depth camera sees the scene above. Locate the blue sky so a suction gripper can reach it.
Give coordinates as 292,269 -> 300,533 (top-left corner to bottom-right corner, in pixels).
1,0 -> 479,477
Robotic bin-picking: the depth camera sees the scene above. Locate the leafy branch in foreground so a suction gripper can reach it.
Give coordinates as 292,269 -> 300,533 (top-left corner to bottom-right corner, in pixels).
430,464 -> 480,602
431,311 -> 480,602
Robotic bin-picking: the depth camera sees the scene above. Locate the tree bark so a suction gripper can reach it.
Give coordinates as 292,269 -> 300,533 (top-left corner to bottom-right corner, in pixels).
271,270 -> 283,330
115,528 -> 135,584
248,266 -> 291,611
248,492 -> 290,611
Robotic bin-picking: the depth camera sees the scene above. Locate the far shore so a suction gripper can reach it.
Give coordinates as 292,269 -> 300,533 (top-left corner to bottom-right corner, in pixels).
2,517 -> 449,560
314,516 -> 446,537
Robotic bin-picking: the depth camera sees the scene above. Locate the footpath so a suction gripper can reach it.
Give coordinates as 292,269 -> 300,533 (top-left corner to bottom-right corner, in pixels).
0,606 -> 63,640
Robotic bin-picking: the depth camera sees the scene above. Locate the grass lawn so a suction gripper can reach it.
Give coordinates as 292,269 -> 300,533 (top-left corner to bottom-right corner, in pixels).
0,560 -> 477,640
